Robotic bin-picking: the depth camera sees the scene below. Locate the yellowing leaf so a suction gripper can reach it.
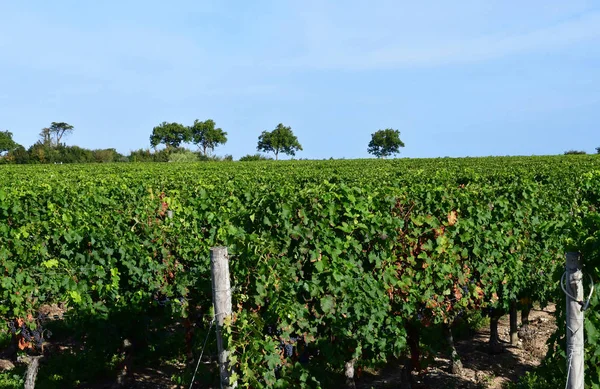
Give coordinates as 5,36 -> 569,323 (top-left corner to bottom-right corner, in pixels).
447,210 -> 458,226
69,291 -> 82,304
42,259 -> 59,269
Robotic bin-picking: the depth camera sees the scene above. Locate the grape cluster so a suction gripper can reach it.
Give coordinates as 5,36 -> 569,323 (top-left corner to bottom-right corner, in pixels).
281,337 -> 296,358
7,313 -> 52,350
265,324 -> 311,362
153,294 -> 186,306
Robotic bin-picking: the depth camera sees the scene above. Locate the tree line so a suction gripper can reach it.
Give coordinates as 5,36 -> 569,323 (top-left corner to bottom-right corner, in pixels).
0,120 -> 407,164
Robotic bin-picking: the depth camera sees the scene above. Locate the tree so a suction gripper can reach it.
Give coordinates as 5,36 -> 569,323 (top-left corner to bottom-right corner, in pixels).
49,122 -> 74,145
150,122 -> 190,150
564,150 -> 586,155
39,127 -> 52,146
256,123 -> 302,160
189,119 -> 228,156
0,130 -> 17,156
368,129 -> 405,158
11,145 -> 29,164
596,147 -> 599,154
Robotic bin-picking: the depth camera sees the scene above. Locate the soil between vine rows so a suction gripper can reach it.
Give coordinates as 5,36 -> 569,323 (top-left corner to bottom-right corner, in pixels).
89,304 -> 557,388
358,304 -> 557,389
1,304 -> 557,388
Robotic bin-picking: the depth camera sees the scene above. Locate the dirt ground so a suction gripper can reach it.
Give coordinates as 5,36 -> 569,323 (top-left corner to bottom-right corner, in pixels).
2,305 -> 557,388
358,304 -> 557,389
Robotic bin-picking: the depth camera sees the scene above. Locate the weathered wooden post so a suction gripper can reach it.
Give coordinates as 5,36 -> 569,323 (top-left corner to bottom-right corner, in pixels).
210,247 -> 237,389
566,252 -> 584,389
344,359 -> 356,388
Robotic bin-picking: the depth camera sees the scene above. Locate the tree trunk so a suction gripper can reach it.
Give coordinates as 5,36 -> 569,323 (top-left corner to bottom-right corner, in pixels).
521,302 -> 531,328
275,151 -> 278,161
510,301 -> 519,345
443,323 -> 463,375
405,323 -> 421,373
489,309 -> 503,354
400,359 -> 413,389
18,355 -> 42,389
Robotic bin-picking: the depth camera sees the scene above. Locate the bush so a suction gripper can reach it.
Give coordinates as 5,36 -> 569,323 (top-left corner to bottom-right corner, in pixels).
239,153 -> 273,161
564,150 -> 587,155
169,150 -> 200,162
92,148 -> 124,163
128,148 -> 169,162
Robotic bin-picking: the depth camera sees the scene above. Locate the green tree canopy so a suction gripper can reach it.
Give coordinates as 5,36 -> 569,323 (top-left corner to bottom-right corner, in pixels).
0,130 -> 17,156
367,129 -> 405,158
49,122 -> 74,146
189,119 -> 228,156
257,123 -> 302,160
150,122 -> 190,150
596,147 -> 599,154
39,127 -> 52,146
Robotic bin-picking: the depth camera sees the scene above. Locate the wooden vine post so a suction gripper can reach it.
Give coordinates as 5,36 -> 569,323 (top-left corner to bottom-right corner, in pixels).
210,247 -> 237,389
565,252 -> 584,389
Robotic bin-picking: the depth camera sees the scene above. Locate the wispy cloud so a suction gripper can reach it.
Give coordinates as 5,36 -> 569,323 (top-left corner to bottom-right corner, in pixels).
277,10 -> 600,70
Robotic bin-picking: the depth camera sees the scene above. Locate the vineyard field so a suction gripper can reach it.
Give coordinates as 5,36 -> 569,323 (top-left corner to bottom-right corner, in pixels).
1,156 -> 600,388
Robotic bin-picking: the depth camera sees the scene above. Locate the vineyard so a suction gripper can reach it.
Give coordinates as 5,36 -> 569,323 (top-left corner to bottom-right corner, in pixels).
1,156 -> 600,388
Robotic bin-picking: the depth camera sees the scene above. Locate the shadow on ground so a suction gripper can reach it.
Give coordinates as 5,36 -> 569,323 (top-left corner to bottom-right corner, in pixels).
357,305 -> 556,389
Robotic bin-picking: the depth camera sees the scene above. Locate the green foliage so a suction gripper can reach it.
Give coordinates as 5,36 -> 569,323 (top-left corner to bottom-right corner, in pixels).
506,368 -> 563,389
239,153 -> 273,161
596,146 -> 600,154
92,148 -> 125,163
169,150 -> 200,162
368,129 -> 405,158
0,130 -> 17,156
2,144 -> 125,164
49,122 -> 75,146
1,156 -> 600,387
6,145 -> 29,164
150,122 -> 191,150
128,148 -> 170,162
189,119 -> 228,156
537,170 -> 600,388
0,371 -> 25,389
21,143 -> 126,164
257,123 -> 302,160
564,150 -> 587,155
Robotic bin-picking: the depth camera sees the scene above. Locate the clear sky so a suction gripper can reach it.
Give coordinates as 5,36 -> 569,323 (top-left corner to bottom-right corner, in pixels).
1,1 -> 599,159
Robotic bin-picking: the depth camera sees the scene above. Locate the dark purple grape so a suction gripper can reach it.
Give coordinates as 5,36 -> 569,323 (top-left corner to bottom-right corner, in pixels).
284,343 -> 294,357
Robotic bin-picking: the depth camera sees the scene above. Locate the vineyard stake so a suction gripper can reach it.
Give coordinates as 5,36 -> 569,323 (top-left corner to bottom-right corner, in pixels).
211,246 -> 237,389
565,252 -> 584,389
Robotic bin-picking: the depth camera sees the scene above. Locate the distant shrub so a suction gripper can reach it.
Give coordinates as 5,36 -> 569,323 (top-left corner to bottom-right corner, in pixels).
196,153 -> 233,162
128,148 -> 169,162
169,150 -> 200,162
92,148 -> 124,163
564,150 -> 587,155
239,153 -> 273,162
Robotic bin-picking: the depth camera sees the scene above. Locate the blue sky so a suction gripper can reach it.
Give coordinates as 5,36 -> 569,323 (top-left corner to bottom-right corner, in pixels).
1,1 -> 599,159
